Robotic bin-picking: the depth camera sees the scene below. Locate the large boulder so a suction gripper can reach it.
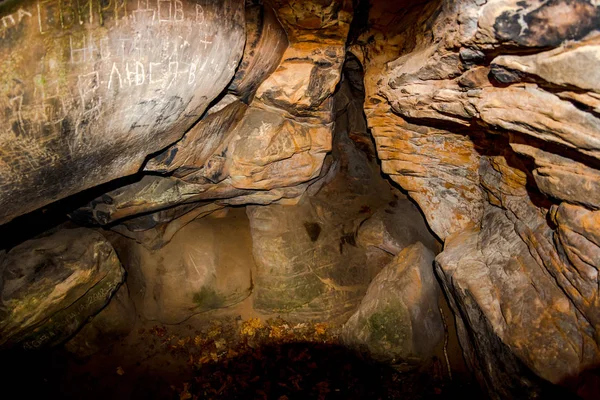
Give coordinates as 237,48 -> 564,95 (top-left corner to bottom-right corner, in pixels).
341,242 -> 443,364
0,228 -> 125,350
0,0 -> 246,225
356,198 -> 438,255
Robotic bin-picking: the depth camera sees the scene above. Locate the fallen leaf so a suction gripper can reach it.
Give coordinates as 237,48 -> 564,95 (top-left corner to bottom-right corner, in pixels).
314,323 -> 327,335
240,318 -> 263,337
269,325 -> 283,339
214,338 -> 227,350
179,383 -> 192,400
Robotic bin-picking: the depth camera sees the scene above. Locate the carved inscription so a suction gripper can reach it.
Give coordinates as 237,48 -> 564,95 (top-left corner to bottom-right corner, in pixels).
0,8 -> 33,37
1,0 -> 219,141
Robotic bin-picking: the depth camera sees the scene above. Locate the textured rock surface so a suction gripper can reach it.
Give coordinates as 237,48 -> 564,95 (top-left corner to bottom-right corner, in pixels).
72,0 -> 352,249
342,242 -> 443,364
0,228 -> 125,349
0,0 -> 245,225
352,0 -> 600,396
245,132 -> 394,321
113,209 -> 253,324
1,0 -> 599,397
246,63 -> 438,323
356,199 -> 438,256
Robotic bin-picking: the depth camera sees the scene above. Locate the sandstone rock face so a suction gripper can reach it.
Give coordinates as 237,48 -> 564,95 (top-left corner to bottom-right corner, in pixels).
342,242 -> 443,364
0,228 -> 125,350
72,0 -> 353,250
0,0 -> 245,225
356,200 -> 437,256
245,144 -> 393,322
114,209 -> 253,324
352,0 -> 600,396
246,66 -> 438,322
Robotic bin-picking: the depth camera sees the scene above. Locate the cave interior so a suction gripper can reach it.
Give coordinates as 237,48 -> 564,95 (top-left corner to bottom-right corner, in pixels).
1,0 -> 600,399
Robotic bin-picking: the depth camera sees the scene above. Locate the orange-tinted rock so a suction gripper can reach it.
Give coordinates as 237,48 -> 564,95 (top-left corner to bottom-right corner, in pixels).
355,0 -> 600,397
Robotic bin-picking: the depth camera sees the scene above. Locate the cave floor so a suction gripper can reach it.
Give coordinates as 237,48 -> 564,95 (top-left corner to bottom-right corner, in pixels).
1,314 -> 482,400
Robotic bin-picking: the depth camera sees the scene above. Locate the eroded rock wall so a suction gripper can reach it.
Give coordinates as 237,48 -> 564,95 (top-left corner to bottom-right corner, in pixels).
1,1 -> 599,397
70,0 -> 354,250
352,0 -> 600,396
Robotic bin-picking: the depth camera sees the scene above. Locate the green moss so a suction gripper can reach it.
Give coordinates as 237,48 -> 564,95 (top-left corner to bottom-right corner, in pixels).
254,274 -> 325,313
192,287 -> 225,311
366,304 -> 409,347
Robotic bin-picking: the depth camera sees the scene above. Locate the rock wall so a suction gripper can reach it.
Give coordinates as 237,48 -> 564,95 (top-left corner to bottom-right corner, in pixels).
69,0 -> 353,249
246,63 -> 437,323
351,0 -> 600,396
114,208 -> 253,324
0,0 -> 245,225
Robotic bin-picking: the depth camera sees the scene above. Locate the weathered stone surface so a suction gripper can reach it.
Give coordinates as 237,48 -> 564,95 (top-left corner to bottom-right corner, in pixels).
0,228 -> 125,349
114,209 -> 253,324
469,0 -> 600,48
436,206 -> 600,389
353,0 -> 600,397
369,110 -> 485,240
245,157 -> 391,322
0,0 -> 246,225
227,2 -> 289,101
144,100 -> 249,176
144,1 -> 289,175
64,283 -> 135,357
246,68 -> 438,322
246,74 -> 389,321
74,104 -> 333,227
509,138 -> 600,210
75,0 -> 351,244
107,203 -> 226,250
256,0 -> 352,116
342,242 -> 443,364
475,85 -> 600,159
491,36 -> 600,93
1,1 -> 599,398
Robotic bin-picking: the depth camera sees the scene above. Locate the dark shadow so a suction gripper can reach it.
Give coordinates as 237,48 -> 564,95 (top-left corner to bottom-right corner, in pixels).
0,341 -> 483,400
0,172 -> 144,251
